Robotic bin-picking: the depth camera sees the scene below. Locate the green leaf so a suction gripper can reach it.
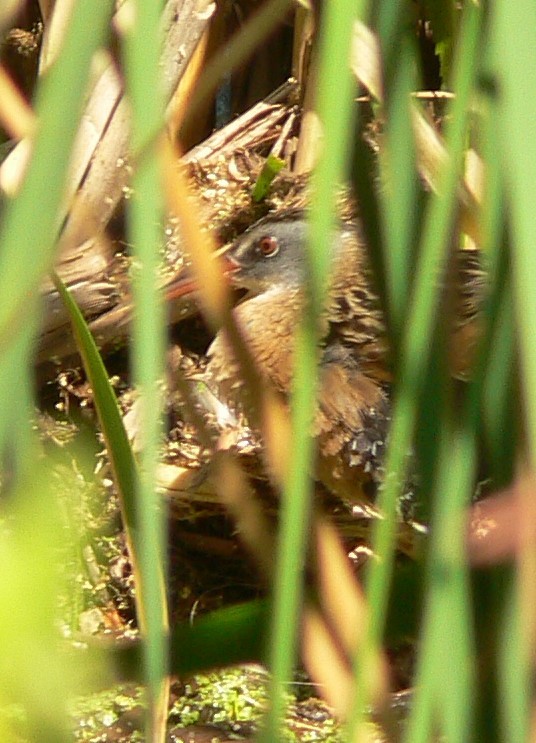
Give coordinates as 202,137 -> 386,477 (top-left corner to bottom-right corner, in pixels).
252,154 -> 286,202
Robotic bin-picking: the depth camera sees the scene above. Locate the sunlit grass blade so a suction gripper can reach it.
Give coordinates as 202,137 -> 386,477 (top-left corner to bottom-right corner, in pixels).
348,1 -> 482,737
259,0 -> 367,739
404,427 -> 477,743
0,2 -> 114,350
53,272 -> 138,515
252,153 -> 286,202
499,585 -> 529,743
53,271 -> 167,729
491,2 -> 536,739
492,3 -> 536,435
0,2 -> 114,484
122,1 -> 169,740
403,7 -> 519,740
0,463 -> 112,743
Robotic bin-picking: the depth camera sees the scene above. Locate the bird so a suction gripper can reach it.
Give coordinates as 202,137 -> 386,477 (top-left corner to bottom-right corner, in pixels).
168,209 -> 486,508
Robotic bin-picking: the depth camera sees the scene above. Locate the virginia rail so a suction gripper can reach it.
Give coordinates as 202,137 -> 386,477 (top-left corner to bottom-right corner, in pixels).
169,210 -> 486,506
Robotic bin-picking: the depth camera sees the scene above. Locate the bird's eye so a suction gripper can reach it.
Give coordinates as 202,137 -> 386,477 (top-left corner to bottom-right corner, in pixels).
257,235 -> 279,258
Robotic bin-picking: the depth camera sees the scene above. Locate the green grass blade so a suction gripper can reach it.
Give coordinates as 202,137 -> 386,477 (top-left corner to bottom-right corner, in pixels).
252,154 -> 286,202
405,427 -> 477,743
0,2 -> 114,349
53,271 -> 168,725
52,272 -> 138,528
106,599 -> 271,684
123,1 -> 170,740
0,465 -> 105,743
259,1 -> 366,739
0,1 -> 114,484
490,1 -> 536,738
499,586 -> 529,743
379,35 -> 420,346
348,1 -> 482,736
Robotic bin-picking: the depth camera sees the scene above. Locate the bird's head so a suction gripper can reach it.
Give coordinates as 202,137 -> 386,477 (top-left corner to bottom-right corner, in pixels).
224,211 -> 357,296
164,210 -> 360,305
